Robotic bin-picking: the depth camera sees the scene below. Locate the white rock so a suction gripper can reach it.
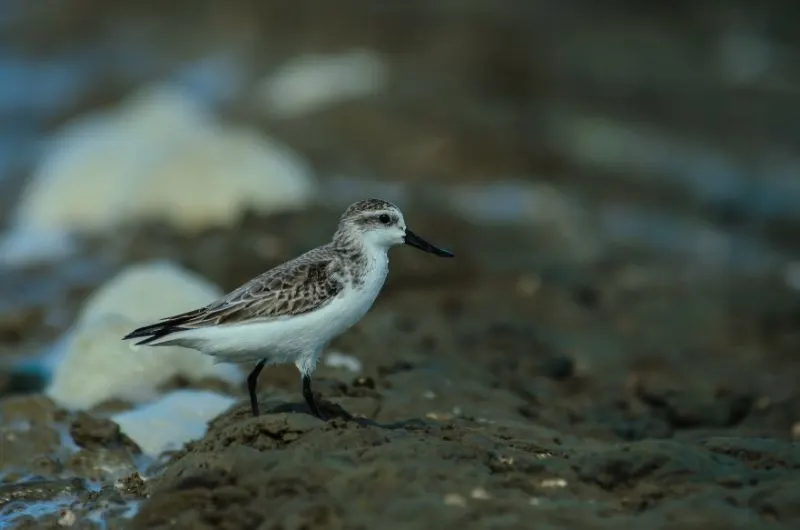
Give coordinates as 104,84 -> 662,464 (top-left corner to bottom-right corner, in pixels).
3,82 -> 317,266
323,351 -> 362,373
76,260 -> 222,326
111,389 -> 236,457
46,260 -> 242,410
257,49 -> 387,118
14,85 -> 213,233
132,123 -> 315,231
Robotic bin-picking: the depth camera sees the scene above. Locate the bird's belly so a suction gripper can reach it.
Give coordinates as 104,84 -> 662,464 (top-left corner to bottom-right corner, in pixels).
305,283 -> 383,343
184,286 -> 382,363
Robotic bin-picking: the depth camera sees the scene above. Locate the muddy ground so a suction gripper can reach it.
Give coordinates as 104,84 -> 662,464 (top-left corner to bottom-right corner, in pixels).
1,207 -> 799,529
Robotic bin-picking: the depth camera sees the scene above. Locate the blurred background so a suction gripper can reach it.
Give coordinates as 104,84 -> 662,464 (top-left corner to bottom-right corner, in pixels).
1,0 -> 799,273
1,1 -> 800,528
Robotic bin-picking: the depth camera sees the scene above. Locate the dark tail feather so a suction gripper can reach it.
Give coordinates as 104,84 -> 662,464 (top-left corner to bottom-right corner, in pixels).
122,322 -> 189,346
122,308 -> 204,346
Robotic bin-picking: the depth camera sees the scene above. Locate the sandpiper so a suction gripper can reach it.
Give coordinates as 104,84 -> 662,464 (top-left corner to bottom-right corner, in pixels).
122,199 -> 453,420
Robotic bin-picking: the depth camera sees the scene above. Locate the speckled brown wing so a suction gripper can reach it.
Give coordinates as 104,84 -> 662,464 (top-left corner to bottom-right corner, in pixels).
123,249 -> 346,344
192,252 -> 345,326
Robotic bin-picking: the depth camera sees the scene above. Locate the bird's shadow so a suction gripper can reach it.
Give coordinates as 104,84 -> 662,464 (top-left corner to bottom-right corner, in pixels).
262,400 -> 427,431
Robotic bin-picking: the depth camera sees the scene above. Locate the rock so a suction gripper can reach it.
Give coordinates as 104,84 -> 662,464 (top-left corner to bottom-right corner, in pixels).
130,123 -> 316,232
323,351 -> 363,373
1,83 -> 317,266
68,412 -> 140,453
352,376 -> 375,389
75,259 -> 221,326
256,49 -> 388,118
45,261 -> 242,410
10,84 -> 212,233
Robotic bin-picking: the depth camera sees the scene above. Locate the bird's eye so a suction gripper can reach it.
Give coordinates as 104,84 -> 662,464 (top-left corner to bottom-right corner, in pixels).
379,214 -> 391,225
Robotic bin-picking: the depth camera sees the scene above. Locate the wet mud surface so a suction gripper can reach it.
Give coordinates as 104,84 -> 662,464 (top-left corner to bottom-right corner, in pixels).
1,208 -> 799,529
125,238 -> 799,530
0,395 -> 149,529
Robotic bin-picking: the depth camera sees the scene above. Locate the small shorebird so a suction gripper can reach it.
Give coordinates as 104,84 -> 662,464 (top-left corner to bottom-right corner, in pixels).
122,199 -> 453,420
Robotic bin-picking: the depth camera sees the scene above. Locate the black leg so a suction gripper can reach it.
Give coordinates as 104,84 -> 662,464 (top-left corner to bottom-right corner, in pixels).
302,374 -> 327,420
247,359 -> 266,417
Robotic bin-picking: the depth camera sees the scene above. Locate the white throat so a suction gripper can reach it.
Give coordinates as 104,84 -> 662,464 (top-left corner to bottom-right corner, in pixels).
362,240 -> 389,279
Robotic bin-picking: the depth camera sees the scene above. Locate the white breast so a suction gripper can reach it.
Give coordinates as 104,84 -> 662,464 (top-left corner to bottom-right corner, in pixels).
339,249 -> 389,331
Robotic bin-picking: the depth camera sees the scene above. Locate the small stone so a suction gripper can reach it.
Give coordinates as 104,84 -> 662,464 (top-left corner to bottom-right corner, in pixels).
539,478 -> 567,489
324,352 -> 362,373
792,422 -> 800,440
116,472 -> 148,497
58,509 -> 76,526
443,493 -> 467,507
69,412 -> 141,453
423,390 -> 436,399
471,487 -> 490,500
352,376 -> 375,389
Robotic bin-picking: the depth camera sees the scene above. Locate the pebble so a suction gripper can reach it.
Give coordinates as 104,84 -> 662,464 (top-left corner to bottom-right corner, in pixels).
324,352 -> 363,373
256,49 -> 388,118
57,509 -> 76,527
470,487 -> 491,500
539,478 -> 568,489
443,493 -> 467,508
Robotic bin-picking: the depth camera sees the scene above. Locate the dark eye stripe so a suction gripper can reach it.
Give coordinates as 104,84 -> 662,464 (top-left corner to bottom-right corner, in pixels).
354,213 -> 393,226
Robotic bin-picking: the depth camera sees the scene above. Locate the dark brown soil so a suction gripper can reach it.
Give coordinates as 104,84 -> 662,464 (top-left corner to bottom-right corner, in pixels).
2,205 -> 800,529
111,212 -> 797,530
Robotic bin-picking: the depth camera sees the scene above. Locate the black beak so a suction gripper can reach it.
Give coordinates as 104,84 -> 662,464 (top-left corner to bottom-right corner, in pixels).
404,229 -> 454,257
